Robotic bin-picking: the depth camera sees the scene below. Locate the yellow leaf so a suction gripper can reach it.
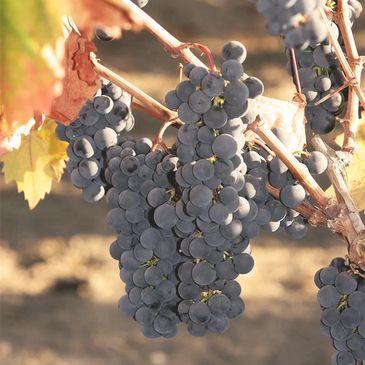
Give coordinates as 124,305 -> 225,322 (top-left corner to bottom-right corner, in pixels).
327,118 -> 365,212
38,119 -> 68,182
45,158 -> 67,182
1,120 -> 68,209
17,157 -> 53,210
1,131 -> 49,184
38,119 -> 68,157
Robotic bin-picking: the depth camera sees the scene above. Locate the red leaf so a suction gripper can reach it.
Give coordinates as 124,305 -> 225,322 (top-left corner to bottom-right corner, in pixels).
49,29 -> 100,124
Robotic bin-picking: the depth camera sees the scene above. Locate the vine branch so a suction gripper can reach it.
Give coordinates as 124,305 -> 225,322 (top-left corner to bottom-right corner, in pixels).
333,0 -> 364,155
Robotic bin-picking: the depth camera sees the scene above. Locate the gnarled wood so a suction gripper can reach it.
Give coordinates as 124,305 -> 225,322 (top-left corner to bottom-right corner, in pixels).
312,135 -> 365,271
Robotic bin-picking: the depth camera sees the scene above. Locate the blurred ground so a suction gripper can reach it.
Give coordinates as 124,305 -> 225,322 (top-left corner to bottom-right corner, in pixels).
1,1 -> 364,365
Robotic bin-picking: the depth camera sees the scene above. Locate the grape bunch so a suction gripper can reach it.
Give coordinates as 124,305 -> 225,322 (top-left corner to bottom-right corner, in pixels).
106,138 -> 184,338
285,1 -> 362,134
286,35 -> 346,134
55,40 -> 334,340
163,42 -> 260,335
56,41 -> 324,338
104,136 -> 250,337
255,0 -> 328,49
166,40 -> 263,125
240,144 -> 329,239
315,258 -> 365,364
56,78 -> 134,203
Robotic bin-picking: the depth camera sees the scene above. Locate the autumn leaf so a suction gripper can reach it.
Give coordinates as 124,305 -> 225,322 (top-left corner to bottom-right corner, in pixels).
0,0 -> 143,153
16,157 -> 54,210
0,0 -> 64,149
1,120 -> 68,209
49,27 -> 100,124
328,117 -> 365,213
38,119 -> 68,182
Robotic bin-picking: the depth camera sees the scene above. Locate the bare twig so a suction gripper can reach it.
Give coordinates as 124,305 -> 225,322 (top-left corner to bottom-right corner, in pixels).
90,54 -> 182,126
312,135 -> 365,270
249,117 -> 330,210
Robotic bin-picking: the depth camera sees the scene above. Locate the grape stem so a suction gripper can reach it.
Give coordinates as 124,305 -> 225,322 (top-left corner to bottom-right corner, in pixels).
333,0 -> 364,156
311,135 -> 365,271
313,81 -> 351,107
152,120 -> 175,151
289,48 -> 306,105
171,43 -> 217,73
90,54 -> 182,127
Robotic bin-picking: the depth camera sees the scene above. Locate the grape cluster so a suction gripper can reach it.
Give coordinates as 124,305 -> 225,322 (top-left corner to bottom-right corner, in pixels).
285,1 -> 362,134
315,258 -> 365,364
255,0 -> 327,49
240,143 -> 328,239
163,42 -> 260,335
56,78 -> 134,203
242,152 -> 298,237
287,40 -> 346,134
106,138 -> 185,338
56,40 -> 331,338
